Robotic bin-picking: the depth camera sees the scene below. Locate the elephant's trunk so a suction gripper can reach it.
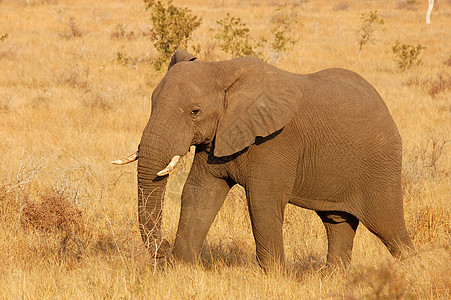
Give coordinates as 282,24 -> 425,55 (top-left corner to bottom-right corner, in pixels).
136,117 -> 190,258
137,144 -> 171,258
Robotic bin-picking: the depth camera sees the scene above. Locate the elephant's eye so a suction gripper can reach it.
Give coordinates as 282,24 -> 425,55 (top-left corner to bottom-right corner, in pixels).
191,109 -> 200,118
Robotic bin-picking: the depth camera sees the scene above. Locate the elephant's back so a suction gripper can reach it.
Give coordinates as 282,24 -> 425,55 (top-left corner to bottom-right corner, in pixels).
286,69 -> 402,211
304,68 -> 387,108
300,68 -> 400,141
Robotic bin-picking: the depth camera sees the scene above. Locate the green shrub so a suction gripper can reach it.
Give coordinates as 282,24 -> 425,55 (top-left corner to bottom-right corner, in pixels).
392,41 -> 425,70
213,9 -> 298,62
213,13 -> 257,58
144,0 -> 202,70
0,33 -> 8,42
356,10 -> 384,57
270,8 -> 298,53
267,7 -> 299,63
114,51 -> 133,66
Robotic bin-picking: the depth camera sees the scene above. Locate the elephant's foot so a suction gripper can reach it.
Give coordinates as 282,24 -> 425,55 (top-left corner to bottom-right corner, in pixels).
384,235 -> 416,261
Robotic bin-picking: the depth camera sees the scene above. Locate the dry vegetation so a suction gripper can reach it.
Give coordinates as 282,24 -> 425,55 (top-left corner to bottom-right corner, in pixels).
0,0 -> 450,298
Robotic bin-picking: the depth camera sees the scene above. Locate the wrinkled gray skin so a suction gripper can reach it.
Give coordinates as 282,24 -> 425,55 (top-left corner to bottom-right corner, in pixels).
135,50 -> 413,270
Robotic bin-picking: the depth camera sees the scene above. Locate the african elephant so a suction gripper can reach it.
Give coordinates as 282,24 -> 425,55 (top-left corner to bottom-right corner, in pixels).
113,50 -> 413,270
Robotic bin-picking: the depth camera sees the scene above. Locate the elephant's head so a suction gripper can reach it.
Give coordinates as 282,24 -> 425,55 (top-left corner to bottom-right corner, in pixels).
114,50 -> 301,257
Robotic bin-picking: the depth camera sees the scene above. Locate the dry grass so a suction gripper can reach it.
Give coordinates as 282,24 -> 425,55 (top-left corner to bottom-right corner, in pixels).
0,0 -> 450,298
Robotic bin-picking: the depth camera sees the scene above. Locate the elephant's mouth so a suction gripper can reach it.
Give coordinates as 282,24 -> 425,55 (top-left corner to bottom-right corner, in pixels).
191,131 -> 209,145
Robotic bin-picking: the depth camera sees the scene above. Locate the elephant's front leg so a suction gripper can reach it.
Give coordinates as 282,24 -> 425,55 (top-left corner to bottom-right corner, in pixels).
173,165 -> 231,263
247,186 -> 288,271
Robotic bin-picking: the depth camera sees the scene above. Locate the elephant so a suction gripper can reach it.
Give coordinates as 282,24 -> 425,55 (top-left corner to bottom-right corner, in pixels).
113,50 -> 413,270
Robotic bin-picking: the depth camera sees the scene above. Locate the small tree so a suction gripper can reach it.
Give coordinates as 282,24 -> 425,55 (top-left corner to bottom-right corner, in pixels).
144,0 -> 202,70
213,10 -> 299,63
270,9 -> 298,53
392,41 -> 425,71
266,7 -> 299,64
356,10 -> 384,58
213,13 -> 257,58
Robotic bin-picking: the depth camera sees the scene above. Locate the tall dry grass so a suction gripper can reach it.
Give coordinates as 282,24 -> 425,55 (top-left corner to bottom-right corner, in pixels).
0,0 -> 450,298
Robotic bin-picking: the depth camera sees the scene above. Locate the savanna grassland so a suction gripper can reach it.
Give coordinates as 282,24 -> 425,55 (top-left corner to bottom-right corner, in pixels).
0,0 -> 450,298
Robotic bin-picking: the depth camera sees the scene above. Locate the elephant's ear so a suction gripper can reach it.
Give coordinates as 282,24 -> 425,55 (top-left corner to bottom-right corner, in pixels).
168,50 -> 196,70
214,57 -> 302,157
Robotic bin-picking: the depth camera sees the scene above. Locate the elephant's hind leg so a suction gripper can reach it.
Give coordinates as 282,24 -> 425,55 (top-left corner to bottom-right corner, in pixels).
316,211 -> 359,268
360,205 -> 414,260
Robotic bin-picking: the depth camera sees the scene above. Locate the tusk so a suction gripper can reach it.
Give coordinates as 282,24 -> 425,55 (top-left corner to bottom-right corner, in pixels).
111,151 -> 138,165
157,155 -> 180,176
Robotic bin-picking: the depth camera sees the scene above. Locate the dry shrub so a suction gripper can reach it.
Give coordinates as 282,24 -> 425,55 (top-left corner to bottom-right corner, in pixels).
397,0 -> 418,11
444,55 -> 451,66
200,42 -> 218,61
50,63 -> 90,90
110,24 -> 136,40
59,17 -> 85,39
402,137 -> 448,195
0,35 -> 16,60
402,136 -> 449,246
410,205 -> 450,244
426,73 -> 451,97
332,2 -> 350,11
81,90 -> 116,112
21,191 -> 86,259
0,49 -> 15,60
346,264 -> 416,299
417,137 -> 448,173
406,72 -> 451,97
112,50 -> 153,68
21,192 -> 84,236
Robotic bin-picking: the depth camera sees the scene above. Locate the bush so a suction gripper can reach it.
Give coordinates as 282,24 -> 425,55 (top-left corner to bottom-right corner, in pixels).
21,193 -> 84,237
426,73 -> 451,97
406,72 -> 450,97
356,10 -> 384,57
213,9 -> 299,63
110,24 -> 136,40
269,8 -> 298,54
59,17 -> 84,39
213,13 -> 258,58
114,51 -> 134,66
392,41 -> 425,70
0,33 -> 7,42
144,0 -> 202,70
